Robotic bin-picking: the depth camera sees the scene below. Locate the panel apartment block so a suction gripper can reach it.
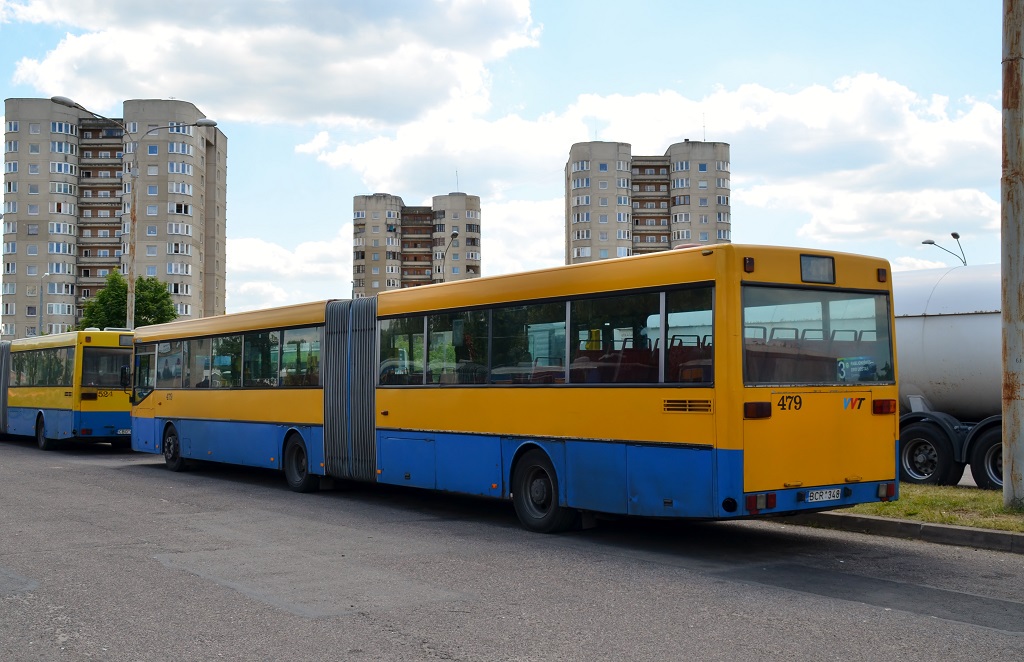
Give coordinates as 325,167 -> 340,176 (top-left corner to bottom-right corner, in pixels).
565,140 -> 731,265
2,97 -> 226,338
353,192 -> 481,298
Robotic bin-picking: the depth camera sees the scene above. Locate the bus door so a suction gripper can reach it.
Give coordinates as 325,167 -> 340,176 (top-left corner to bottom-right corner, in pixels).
131,343 -> 159,453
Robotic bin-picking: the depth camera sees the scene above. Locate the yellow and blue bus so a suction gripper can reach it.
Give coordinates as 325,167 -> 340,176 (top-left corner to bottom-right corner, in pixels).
130,244 -> 899,532
1,330 -> 134,450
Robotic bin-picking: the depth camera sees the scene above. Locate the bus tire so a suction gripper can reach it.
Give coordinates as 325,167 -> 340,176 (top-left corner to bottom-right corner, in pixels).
512,449 -> 577,533
899,422 -> 958,485
283,435 -> 319,493
35,416 -> 57,451
163,425 -> 187,472
969,428 -> 1002,490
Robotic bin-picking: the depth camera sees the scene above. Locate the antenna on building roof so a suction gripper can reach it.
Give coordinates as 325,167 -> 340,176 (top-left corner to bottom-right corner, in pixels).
703,113 -> 706,141
456,170 -> 459,191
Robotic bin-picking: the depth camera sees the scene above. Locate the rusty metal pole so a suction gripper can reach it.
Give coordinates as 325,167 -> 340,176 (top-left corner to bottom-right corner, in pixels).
1002,0 -> 1024,508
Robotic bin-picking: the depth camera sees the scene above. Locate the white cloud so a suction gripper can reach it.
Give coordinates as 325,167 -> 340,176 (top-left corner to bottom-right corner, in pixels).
7,0 -> 538,124
226,226 -> 354,310
292,74 -> 1001,276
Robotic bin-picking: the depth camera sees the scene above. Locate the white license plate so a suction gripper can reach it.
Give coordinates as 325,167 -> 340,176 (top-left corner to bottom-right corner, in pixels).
807,488 -> 841,503
117,429 -> 131,435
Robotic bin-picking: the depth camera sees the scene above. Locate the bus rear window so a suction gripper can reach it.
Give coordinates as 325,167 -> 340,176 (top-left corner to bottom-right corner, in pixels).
82,346 -> 131,387
742,286 -> 894,385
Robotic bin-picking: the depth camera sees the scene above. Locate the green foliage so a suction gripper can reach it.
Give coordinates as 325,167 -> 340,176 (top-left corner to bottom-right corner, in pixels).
79,271 -> 177,330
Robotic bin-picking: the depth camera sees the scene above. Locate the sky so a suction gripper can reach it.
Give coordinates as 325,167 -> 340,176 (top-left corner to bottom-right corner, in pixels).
0,0 -> 1006,312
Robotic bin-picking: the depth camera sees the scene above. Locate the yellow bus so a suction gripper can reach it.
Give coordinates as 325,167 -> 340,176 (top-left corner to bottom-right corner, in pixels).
1,330 -> 134,450
130,244 -> 899,532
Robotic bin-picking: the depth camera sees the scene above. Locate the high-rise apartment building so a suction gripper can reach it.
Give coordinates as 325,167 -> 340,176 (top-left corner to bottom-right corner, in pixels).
2,97 -> 226,338
353,192 -> 481,297
565,140 -> 731,264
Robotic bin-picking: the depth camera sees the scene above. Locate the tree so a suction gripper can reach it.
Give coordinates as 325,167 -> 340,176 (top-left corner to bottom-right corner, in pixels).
79,271 -> 177,329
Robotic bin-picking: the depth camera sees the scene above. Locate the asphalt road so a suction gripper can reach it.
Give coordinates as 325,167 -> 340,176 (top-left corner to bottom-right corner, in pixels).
1,439 -> 1023,662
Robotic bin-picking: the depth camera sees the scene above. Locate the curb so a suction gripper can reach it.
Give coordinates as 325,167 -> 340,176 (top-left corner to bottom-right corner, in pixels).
782,512 -> 1024,555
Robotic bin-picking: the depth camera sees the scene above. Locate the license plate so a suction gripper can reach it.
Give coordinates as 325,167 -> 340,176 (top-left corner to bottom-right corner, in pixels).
117,429 -> 131,435
807,488 -> 841,503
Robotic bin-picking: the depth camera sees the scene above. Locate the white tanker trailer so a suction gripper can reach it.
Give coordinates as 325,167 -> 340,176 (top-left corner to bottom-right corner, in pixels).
893,263 -> 1003,489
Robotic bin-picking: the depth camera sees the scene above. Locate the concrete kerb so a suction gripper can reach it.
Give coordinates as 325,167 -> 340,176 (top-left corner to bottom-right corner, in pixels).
781,512 -> 1024,555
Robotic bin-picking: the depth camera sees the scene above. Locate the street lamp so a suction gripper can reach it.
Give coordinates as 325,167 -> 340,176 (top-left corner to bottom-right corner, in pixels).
38,271 -> 50,336
439,228 -> 460,283
50,96 -> 216,329
922,231 -> 967,266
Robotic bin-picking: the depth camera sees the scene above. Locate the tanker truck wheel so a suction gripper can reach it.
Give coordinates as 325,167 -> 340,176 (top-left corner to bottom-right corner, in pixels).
899,422 -> 960,485
968,428 -> 1002,490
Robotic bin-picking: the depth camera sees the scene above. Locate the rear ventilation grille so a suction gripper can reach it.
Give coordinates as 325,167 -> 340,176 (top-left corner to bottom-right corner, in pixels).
663,399 -> 713,413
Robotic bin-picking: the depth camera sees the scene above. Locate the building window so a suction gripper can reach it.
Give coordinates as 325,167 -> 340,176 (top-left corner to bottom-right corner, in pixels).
616,247 -> 631,257
147,225 -> 158,235
147,205 -> 158,216
598,181 -> 609,189
699,232 -> 709,242
698,163 -> 708,172
572,247 -> 591,258
148,185 -> 158,195
699,198 -> 709,207
147,266 -> 157,276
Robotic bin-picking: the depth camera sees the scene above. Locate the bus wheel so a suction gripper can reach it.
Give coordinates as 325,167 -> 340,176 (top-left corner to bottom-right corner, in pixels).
283,435 -> 320,493
512,449 -> 577,533
899,422 -> 958,485
163,425 -> 187,472
969,428 -> 1003,490
35,416 -> 56,451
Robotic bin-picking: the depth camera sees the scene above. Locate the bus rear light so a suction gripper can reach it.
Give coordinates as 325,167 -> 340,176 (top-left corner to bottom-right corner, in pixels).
872,399 -> 897,415
877,483 -> 896,500
744,402 -> 772,419
877,268 -> 888,283
80,428 -> 92,435
745,493 -> 776,512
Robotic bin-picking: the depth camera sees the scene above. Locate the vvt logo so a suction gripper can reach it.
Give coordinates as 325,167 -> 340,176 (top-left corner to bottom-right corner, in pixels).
844,397 -> 866,410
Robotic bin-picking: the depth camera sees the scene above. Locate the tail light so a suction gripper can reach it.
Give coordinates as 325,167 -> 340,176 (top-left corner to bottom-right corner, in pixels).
745,493 -> 777,513
877,483 -> 896,501
872,399 -> 897,415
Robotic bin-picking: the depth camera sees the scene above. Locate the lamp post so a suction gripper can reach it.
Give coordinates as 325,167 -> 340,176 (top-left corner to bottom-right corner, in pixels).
439,229 -> 460,283
50,96 -> 216,329
38,271 -> 50,335
921,231 -> 967,266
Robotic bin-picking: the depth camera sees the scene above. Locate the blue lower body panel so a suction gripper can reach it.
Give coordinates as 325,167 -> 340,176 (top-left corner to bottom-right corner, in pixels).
374,430 -> 896,521
5,407 -> 126,441
134,418 -> 325,474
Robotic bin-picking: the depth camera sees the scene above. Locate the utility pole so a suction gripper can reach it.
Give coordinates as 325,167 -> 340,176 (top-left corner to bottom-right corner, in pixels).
1002,0 -> 1024,508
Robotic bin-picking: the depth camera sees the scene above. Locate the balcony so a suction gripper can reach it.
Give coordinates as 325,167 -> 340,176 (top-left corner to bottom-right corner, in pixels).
78,235 -> 122,246
76,255 -> 121,266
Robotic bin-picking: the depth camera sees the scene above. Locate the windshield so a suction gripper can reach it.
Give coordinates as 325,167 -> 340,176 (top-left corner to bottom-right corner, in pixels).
742,285 -> 894,386
82,347 -> 131,387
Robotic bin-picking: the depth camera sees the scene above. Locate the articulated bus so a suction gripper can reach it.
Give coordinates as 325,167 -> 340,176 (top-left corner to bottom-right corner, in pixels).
130,244 -> 899,532
0,330 -> 134,450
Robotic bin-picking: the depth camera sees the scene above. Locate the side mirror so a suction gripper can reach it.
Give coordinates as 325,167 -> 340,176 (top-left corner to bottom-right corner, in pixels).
120,365 -> 131,390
